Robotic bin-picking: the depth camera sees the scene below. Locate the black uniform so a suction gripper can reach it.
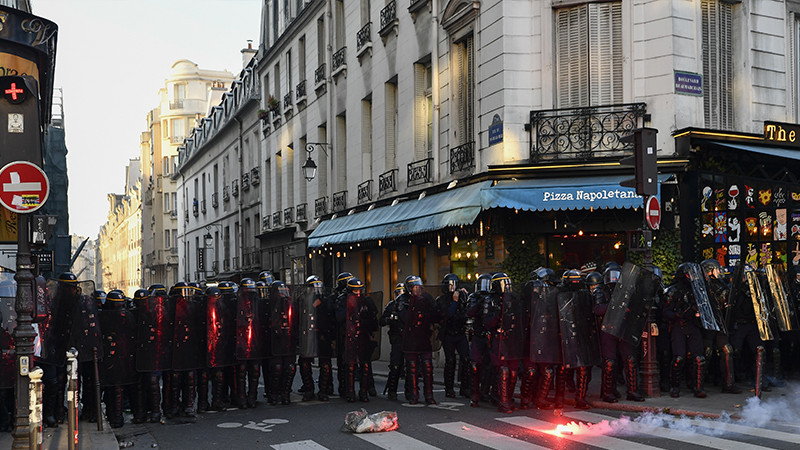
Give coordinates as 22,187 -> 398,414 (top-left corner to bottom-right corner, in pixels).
99,291 -> 137,428
379,284 -> 406,400
484,273 -> 524,413
399,276 -> 442,405
701,259 -> 742,394
296,276 -> 325,402
335,278 -> 378,402
266,281 -> 297,405
435,275 -> 470,399
467,274 -> 493,407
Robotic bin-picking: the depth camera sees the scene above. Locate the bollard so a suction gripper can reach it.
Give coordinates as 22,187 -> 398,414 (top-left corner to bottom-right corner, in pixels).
93,348 -> 103,432
67,348 -> 79,450
28,367 -> 43,450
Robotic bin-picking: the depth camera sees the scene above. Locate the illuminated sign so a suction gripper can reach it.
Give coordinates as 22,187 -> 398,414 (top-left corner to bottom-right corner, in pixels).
764,121 -> 800,148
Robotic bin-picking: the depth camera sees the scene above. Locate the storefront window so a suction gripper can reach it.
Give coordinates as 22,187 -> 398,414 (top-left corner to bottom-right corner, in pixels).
451,238 -> 479,281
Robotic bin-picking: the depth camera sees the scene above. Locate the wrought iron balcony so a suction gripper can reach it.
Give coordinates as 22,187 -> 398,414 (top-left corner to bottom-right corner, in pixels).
223,258 -> 230,271
379,169 -> 397,197
262,216 -> 271,230
284,206 -> 294,225
357,180 -> 373,204
212,192 -> 219,208
357,22 -> 372,56
242,172 -> 250,191
315,197 -> 328,217
272,211 -> 282,228
450,141 -> 475,173
296,80 -> 306,104
192,202 -> 199,217
251,167 -> 260,185
380,1 -> 398,41
296,203 -> 308,222
169,99 -> 184,110
200,199 -> 206,214
407,158 -> 432,187
528,102 -> 647,161
332,47 -> 346,76
223,185 -> 230,201
283,92 -> 293,113
232,179 -> 239,197
233,256 -> 240,270
332,190 -> 347,212
315,64 -> 326,88
243,250 -> 251,268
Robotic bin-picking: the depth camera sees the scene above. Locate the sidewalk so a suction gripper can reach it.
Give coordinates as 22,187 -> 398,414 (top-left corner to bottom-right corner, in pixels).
0,416 -> 118,449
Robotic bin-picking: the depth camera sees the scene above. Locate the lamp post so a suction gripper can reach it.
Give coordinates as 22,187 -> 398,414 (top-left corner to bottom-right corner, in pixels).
303,143 -> 329,182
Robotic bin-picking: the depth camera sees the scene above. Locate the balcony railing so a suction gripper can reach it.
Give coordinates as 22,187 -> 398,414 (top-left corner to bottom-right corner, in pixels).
242,172 -> 250,191
223,185 -> 230,201
450,141 -> 475,173
262,216 -> 271,230
357,179 -> 373,204
357,22 -> 372,56
200,199 -> 206,214
272,211 -> 282,228
407,158 -> 433,187
251,167 -> 260,185
529,102 -> 647,161
223,258 -> 230,271
332,47 -> 346,76
192,202 -> 199,217
169,99 -> 184,109
332,190 -> 347,212
296,80 -> 307,104
283,92 -> 293,113
296,203 -> 308,222
232,179 -> 239,197
211,260 -> 218,273
284,206 -> 294,225
315,64 -> 326,88
378,168 -> 397,197
211,192 -> 219,208
233,256 -> 240,270
315,197 -> 328,217
243,250 -> 251,268
379,1 -> 398,40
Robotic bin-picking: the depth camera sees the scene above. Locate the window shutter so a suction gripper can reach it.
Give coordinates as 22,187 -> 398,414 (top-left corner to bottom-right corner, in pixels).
556,6 -> 588,108
385,83 -> 397,168
414,64 -> 427,160
362,100 -> 373,179
589,3 -> 622,105
465,35 -> 475,146
702,0 -> 733,130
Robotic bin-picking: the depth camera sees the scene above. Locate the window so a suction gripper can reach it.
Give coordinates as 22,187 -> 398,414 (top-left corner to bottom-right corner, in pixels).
317,17 -> 325,68
274,63 -> 281,100
702,0 -> 734,130
336,114 -> 347,192
298,35 -> 306,81
414,61 -> 433,159
335,0 -> 345,49
272,0 -> 279,42
555,2 -> 622,108
171,118 -> 185,141
163,193 -> 170,213
171,193 -> 177,213
385,81 -> 398,169
162,120 -> 168,138
172,229 -> 177,250
361,0 -> 371,26
287,50 -> 293,97
361,99 -> 373,180
173,83 -> 186,102
452,35 -> 474,145
165,230 -> 171,248
162,156 -> 170,175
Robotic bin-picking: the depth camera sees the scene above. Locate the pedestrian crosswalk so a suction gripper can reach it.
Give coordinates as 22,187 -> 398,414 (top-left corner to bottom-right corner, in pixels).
270,409 -> 798,449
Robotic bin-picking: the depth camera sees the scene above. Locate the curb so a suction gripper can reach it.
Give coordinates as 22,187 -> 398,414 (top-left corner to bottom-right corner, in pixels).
589,400 -> 740,420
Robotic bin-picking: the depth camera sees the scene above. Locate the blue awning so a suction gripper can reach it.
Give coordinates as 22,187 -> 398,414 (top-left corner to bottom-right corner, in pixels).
481,174 -> 671,212
308,181 -> 491,248
714,142 -> 800,161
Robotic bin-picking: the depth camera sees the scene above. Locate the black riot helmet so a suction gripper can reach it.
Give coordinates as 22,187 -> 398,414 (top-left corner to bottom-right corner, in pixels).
347,277 -> 365,296
58,272 -> 78,284
255,281 -> 269,299
562,269 -> 582,288
170,281 -> 194,298
271,280 -> 290,297
674,262 -> 694,283
700,259 -> 723,281
240,278 -> 257,292
442,273 -> 459,294
585,271 -> 603,289
475,273 -> 492,294
259,271 -> 275,285
528,270 -> 540,282
306,275 -> 324,295
105,290 -> 125,309
535,267 -> 556,286
393,282 -> 406,298
188,282 -> 202,296
58,272 -> 79,295
217,281 -> 235,294
133,289 -> 149,301
204,285 -> 222,300
603,263 -> 621,287
92,290 -> 107,307
490,272 -> 512,294
336,272 -> 354,291
652,266 -> 663,280
148,284 -> 168,296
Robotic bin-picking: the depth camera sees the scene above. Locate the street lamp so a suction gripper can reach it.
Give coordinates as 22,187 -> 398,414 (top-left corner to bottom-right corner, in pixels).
303,142 -> 329,182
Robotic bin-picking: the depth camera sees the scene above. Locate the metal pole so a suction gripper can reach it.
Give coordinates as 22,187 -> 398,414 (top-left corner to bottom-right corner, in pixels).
93,348 -> 103,431
12,213 -> 35,449
28,367 -> 42,450
640,204 -> 660,397
66,348 -> 78,450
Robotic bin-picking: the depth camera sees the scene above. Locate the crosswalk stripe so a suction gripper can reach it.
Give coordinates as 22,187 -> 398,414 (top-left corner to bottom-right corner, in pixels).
497,416 -> 658,450
355,431 -> 440,449
564,411 -> 773,450
428,421 -> 550,450
271,440 -> 330,450
686,417 -> 800,445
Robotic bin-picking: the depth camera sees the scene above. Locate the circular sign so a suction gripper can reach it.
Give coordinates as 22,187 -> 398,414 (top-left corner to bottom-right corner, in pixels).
0,161 -> 50,213
645,195 -> 661,230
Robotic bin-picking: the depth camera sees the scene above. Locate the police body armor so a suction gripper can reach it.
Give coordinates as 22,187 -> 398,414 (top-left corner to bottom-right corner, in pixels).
38,278 -> 81,366
400,292 -> 439,353
268,283 -> 296,357
558,288 -> 601,368
236,284 -> 266,360
601,262 -> 657,345
99,301 -> 137,386
488,291 -> 525,361
764,264 -> 798,332
135,290 -> 175,372
70,281 -> 102,363
683,262 -> 722,332
530,284 -> 562,364
206,288 -> 237,367
342,292 -> 378,363
172,286 -> 206,370
705,276 -> 731,335
367,291 -> 382,361
296,285 -> 320,358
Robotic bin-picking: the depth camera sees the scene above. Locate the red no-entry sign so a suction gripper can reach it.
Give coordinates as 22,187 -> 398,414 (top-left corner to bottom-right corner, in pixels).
0,161 -> 50,213
645,195 -> 661,230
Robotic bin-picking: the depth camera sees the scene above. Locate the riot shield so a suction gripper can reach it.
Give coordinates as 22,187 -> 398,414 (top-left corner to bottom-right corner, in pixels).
684,262 -> 721,332
99,307 -> 138,386
236,287 -> 266,360
38,278 -> 79,366
559,290 -> 601,368
0,295 -> 15,389
726,262 -> 745,332
746,270 -> 777,341
765,264 -> 798,332
135,292 -> 175,372
367,291 -> 382,361
494,292 -> 525,361
268,286 -> 295,357
295,285 -> 319,358
71,281 -> 102,363
206,290 -> 237,367
601,262 -> 656,345
530,285 -> 562,364
173,290 -> 206,370
343,292 -> 378,363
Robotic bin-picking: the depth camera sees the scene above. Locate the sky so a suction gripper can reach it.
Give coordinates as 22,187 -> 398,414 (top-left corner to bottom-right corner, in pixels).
33,0 -> 261,238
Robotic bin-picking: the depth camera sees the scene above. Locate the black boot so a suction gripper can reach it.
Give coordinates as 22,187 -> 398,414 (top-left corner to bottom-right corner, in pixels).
108,386 -> 125,428
497,366 -> 512,413
337,361 -> 346,398
182,371 -> 197,419
406,359 -> 419,404
554,366 -> 566,408
366,363 -> 377,397
43,379 -> 59,428
470,363 -> 481,407
694,356 -> 707,398
575,366 -> 591,409
269,363 -> 282,405
386,364 -> 401,400
625,356 -> 644,401
720,344 -> 742,393
55,371 -> 66,424
164,372 -> 179,419
359,363 -> 370,403
601,359 -> 618,403
444,358 -> 456,398
519,367 -> 535,410
534,365 -> 554,409
281,364 -> 296,405
234,364 -> 247,408
669,356 -> 684,398
317,362 -> 331,401
79,369 -> 97,422
247,363 -> 261,408
132,378 -> 147,424
458,357 -> 471,398
146,374 -> 162,423
345,364 -> 357,403
299,360 -> 315,401
755,345 -> 766,398
423,359 -> 436,405
508,367 -> 518,411
211,369 -> 226,411
197,370 -> 209,413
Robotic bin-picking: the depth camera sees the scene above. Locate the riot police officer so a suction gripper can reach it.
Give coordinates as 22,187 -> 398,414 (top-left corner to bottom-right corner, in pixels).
529,267 -> 560,409
435,274 -> 471,399
202,285 -> 237,411
99,290 -> 137,428
380,283 -> 406,400
467,273 -> 493,407
729,264 -> 773,397
166,282 -> 204,420
234,278 -> 265,408
297,276 -> 324,401
332,272 -> 354,396
700,259 -> 742,394
559,270 -> 598,410
484,273 -> 525,413
400,275 -> 442,405
335,277 -> 378,402
267,280 -> 297,405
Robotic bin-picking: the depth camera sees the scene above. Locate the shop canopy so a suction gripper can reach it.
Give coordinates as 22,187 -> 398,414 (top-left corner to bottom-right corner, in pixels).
308,181 -> 490,248
481,174 -> 672,212
714,142 -> 800,161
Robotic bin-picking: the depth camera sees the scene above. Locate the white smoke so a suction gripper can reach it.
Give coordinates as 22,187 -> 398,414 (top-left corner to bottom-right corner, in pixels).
739,384 -> 800,428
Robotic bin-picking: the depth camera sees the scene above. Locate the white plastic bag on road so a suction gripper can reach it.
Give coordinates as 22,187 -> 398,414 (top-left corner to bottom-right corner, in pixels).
342,409 -> 399,433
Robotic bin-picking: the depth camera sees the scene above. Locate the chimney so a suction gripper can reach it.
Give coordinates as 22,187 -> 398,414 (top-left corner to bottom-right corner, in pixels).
242,39 -> 257,69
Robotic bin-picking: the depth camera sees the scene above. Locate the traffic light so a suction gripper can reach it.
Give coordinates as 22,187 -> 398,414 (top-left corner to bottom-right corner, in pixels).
619,127 -> 658,196
0,75 -> 43,167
